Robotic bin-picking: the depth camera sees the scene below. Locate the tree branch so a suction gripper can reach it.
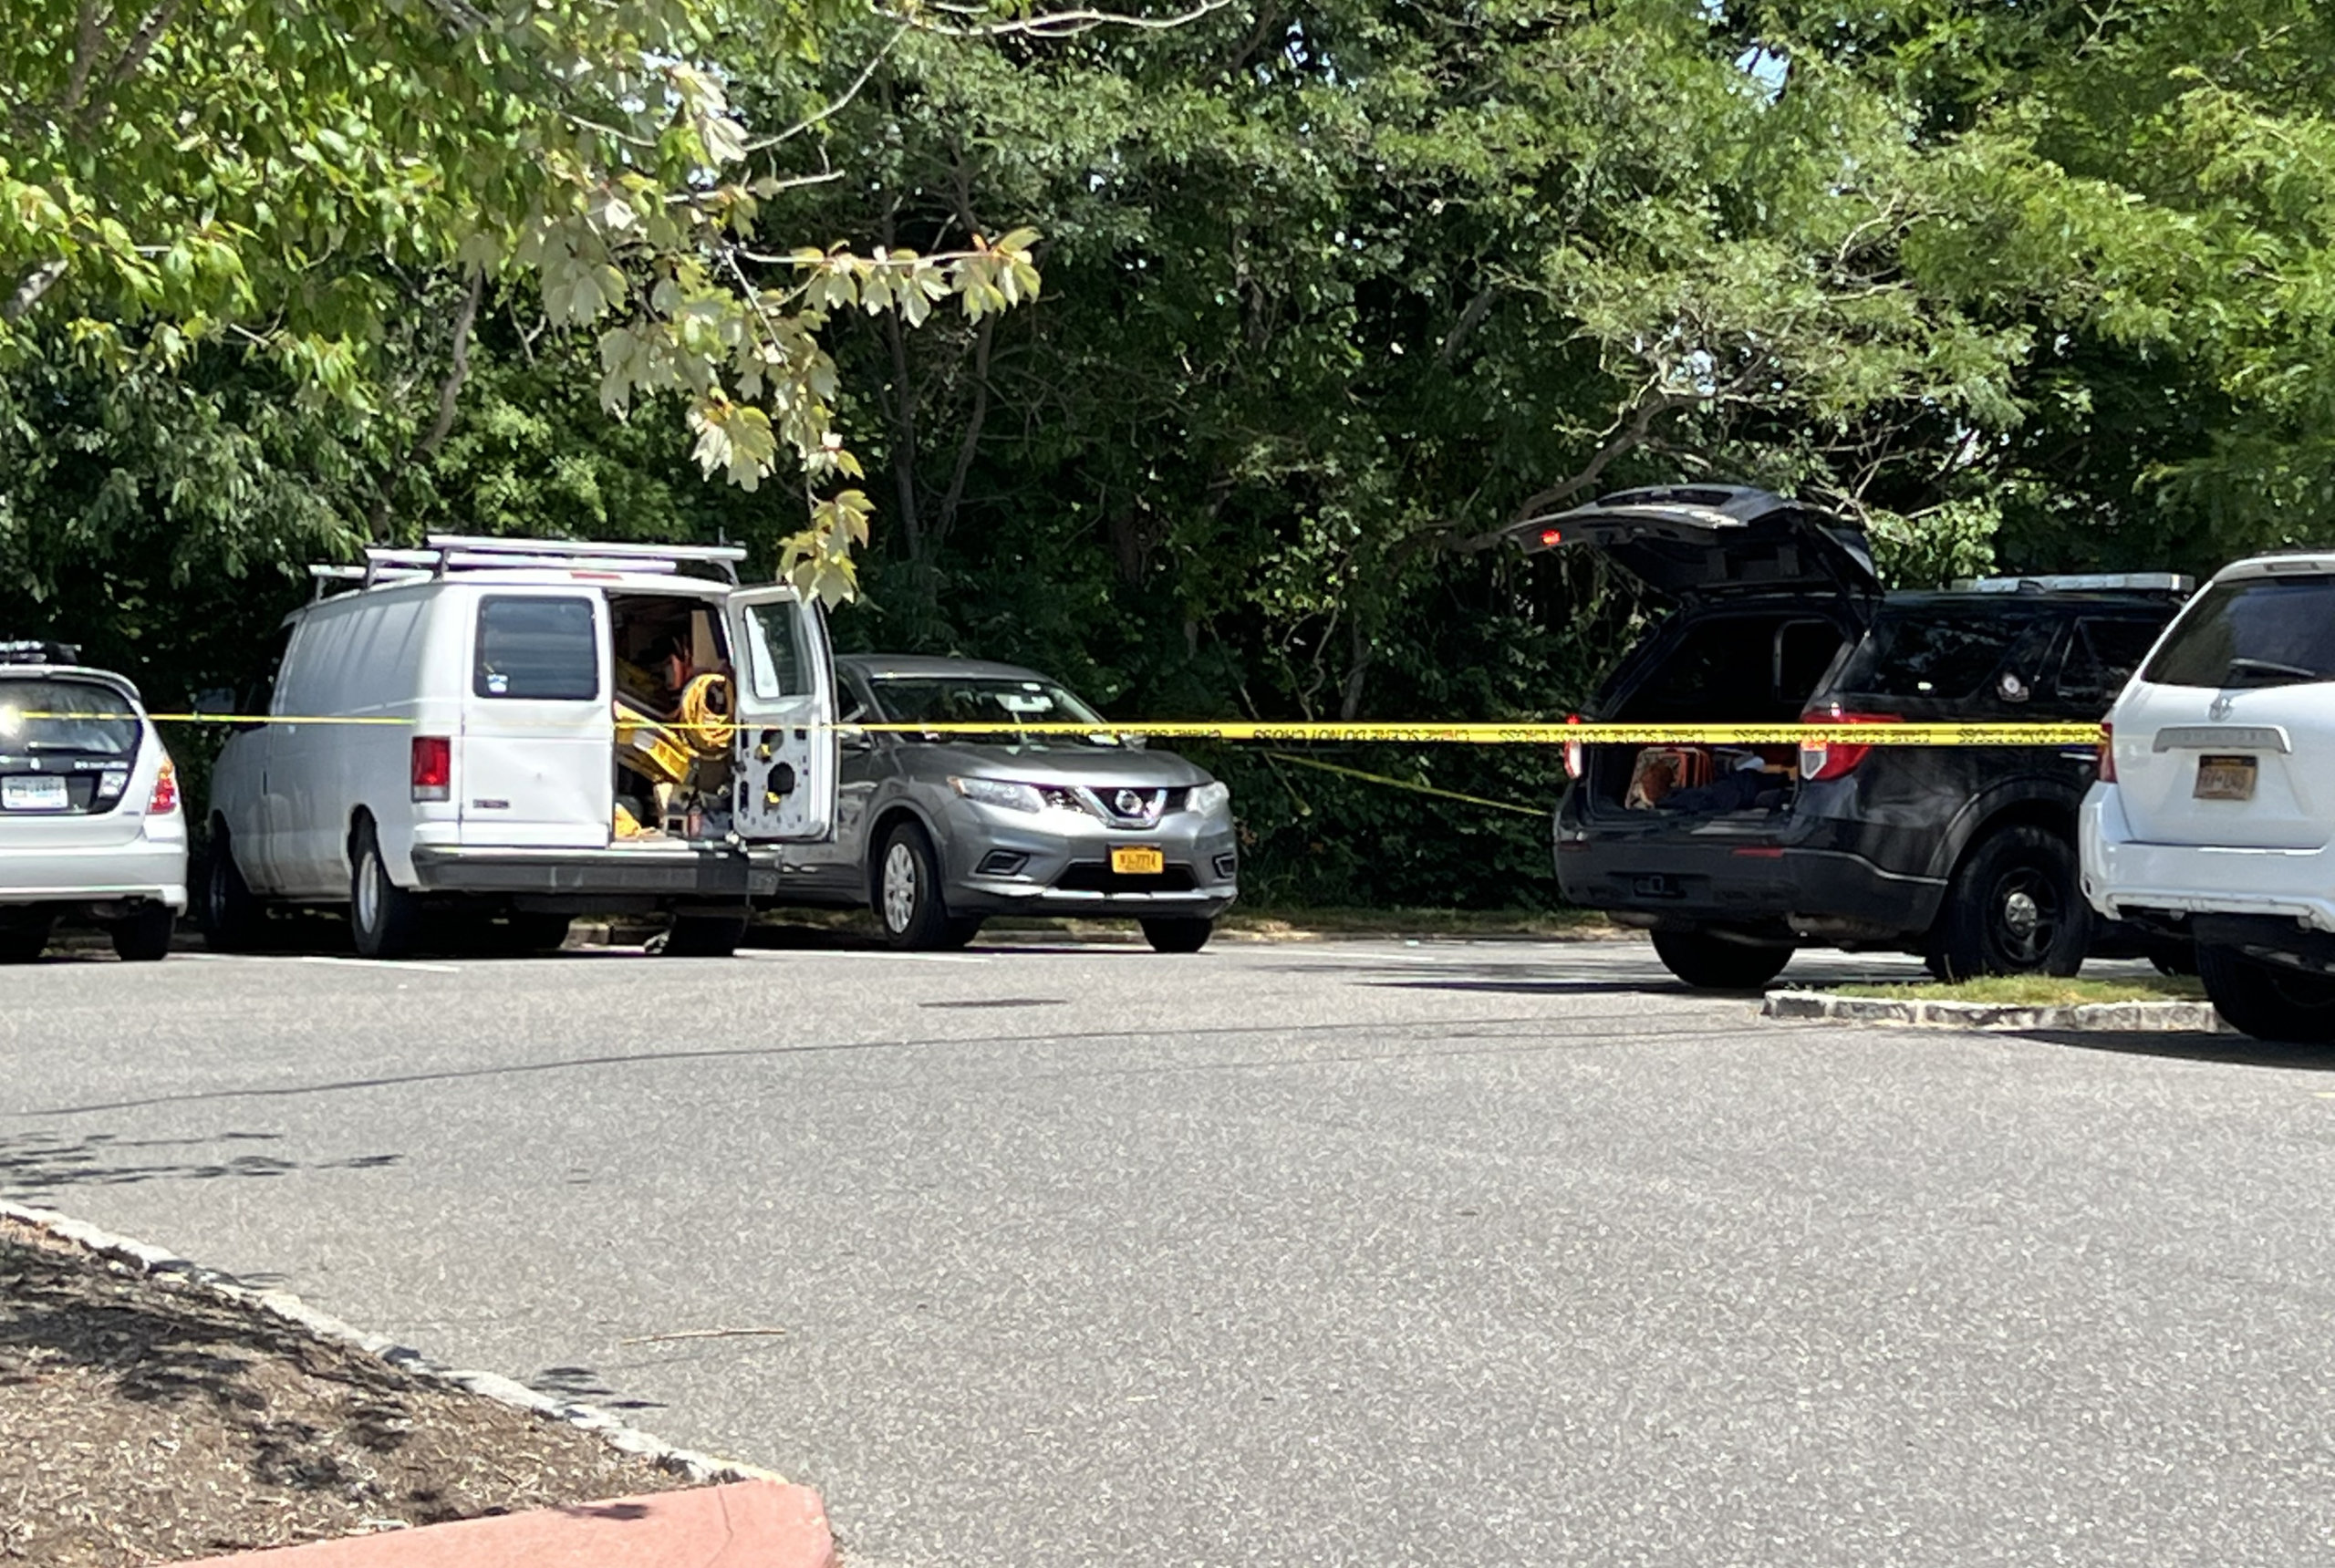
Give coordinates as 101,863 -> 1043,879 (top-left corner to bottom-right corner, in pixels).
367,271 -> 484,538
898,0 -> 1234,39
932,314 -> 995,549
1436,285 -> 1497,370
877,193 -> 925,563
77,0 -> 185,131
1508,387 -> 1692,523
4,260 -> 68,324
747,23 -> 910,152
59,0 -> 109,118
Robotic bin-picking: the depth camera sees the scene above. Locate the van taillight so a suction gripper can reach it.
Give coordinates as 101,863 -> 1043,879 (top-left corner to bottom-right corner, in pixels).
146,758 -> 178,815
411,736 -> 451,802
1563,713 -> 1584,781
2097,721 -> 2116,784
1800,706 -> 1902,782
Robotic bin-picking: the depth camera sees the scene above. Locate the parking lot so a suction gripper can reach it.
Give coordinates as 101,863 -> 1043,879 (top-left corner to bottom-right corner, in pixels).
8,934 -> 2335,1565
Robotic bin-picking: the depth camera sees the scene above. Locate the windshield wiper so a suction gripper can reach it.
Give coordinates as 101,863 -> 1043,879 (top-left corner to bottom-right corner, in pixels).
2226,656 -> 2328,685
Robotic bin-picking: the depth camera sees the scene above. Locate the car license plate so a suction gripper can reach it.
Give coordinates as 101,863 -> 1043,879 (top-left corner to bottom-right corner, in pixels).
2,774 -> 68,812
2194,754 -> 2257,801
1110,846 -> 1166,875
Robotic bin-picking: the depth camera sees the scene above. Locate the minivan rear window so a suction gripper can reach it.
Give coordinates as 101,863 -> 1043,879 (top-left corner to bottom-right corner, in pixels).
474,596 -> 599,701
1835,609 -> 2044,701
2143,576 -> 2335,689
0,678 -> 140,756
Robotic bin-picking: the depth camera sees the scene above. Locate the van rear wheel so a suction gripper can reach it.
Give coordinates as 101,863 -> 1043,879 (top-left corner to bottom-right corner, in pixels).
348,819 -> 422,961
1651,929 -> 1793,990
2197,945 -> 2335,1043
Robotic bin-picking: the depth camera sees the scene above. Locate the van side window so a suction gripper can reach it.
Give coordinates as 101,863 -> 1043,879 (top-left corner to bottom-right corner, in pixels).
742,602 -> 810,699
474,596 -> 599,700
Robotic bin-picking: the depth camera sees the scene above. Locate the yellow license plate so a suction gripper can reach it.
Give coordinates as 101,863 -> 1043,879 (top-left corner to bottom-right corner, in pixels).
1110,846 -> 1166,875
2195,754 -> 2257,801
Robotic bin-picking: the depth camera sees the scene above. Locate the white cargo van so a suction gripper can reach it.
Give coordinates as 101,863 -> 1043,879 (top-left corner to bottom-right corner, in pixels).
202,537 -> 835,959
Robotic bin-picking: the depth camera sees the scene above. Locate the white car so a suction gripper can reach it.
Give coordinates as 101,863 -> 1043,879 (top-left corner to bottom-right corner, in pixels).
202,536 -> 837,961
2081,554 -> 2335,1040
0,641 -> 187,961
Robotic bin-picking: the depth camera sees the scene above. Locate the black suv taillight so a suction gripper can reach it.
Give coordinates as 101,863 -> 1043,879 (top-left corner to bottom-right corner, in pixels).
1799,705 -> 1902,782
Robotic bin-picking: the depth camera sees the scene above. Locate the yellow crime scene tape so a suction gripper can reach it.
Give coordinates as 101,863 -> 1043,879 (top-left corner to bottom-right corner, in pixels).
10,712 -> 2106,745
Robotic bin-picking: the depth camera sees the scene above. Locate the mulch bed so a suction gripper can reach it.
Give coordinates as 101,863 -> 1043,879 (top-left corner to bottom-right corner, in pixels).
0,1216 -> 692,1565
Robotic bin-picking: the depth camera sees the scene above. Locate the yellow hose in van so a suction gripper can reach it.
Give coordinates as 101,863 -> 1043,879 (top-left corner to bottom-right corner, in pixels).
675,672 -> 735,757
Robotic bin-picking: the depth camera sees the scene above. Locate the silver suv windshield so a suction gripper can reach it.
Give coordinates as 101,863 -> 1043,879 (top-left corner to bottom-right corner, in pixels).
870,675 -> 1123,747
2144,576 -> 2335,689
0,677 -> 141,755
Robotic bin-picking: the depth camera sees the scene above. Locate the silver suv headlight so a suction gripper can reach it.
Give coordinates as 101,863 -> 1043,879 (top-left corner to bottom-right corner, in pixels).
1188,780 -> 1231,815
950,776 -> 1047,813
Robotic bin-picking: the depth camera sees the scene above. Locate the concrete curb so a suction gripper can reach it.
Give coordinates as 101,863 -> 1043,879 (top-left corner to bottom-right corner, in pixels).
1762,989 -> 2230,1033
0,1199 -> 786,1487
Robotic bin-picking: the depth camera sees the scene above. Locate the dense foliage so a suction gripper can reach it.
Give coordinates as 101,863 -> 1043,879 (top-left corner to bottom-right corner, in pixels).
6,0 -> 2334,906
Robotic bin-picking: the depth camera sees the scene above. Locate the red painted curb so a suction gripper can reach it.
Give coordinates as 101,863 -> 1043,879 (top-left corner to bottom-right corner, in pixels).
177,1480 -> 836,1568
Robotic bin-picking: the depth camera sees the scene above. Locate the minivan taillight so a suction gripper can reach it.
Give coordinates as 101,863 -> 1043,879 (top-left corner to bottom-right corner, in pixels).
2097,721 -> 2116,784
1800,706 -> 1902,782
146,758 -> 178,815
1562,712 -> 1585,781
410,736 -> 451,802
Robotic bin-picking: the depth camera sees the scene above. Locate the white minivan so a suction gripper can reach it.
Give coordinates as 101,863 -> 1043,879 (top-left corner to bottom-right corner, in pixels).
2081,553 -> 2335,1040
202,536 -> 835,959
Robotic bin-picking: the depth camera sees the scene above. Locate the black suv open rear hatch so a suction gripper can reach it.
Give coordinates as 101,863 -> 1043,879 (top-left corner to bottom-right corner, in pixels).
1510,484 -> 1880,604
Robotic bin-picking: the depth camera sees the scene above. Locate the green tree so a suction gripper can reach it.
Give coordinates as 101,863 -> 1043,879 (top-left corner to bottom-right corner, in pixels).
0,0 -> 1042,600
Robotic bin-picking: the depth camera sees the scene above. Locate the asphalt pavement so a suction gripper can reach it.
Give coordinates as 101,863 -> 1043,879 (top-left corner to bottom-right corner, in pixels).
7,932 -> 2335,1566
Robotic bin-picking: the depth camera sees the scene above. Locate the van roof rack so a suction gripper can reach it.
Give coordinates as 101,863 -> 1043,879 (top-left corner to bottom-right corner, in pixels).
1956,572 -> 2195,597
310,536 -> 750,593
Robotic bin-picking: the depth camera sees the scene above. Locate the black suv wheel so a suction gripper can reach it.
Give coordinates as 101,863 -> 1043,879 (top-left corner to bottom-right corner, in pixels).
1928,825 -> 2087,981
1651,929 -> 1793,990
2197,945 -> 2335,1043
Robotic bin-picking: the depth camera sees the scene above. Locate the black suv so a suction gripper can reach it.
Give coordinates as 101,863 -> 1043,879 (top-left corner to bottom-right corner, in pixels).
1517,486 -> 2185,989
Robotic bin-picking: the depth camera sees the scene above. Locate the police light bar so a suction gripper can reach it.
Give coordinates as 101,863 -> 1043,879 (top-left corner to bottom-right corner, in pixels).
1957,573 -> 2195,596
0,639 -> 80,665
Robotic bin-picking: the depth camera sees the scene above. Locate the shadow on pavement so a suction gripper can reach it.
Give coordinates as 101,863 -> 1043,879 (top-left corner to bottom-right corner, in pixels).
0,1130 -> 403,1207
530,1364 -> 667,1412
2014,1028 -> 2335,1075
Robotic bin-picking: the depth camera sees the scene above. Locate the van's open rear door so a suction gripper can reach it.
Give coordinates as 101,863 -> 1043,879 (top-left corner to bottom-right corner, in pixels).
724,587 -> 837,841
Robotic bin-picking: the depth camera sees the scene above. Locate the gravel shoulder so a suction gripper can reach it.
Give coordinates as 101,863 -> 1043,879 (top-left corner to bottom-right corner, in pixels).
0,1213 -> 691,1566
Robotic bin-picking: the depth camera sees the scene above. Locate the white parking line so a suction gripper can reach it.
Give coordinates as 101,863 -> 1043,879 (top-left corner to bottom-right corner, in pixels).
737,948 -> 991,965
176,952 -> 462,974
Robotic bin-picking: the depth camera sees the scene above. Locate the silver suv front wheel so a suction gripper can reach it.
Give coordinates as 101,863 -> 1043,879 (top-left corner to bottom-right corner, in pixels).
872,821 -> 981,951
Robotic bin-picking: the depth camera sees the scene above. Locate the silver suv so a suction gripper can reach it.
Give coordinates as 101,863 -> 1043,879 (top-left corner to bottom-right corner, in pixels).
0,642 -> 187,961
775,656 -> 1239,950
2084,555 -> 2335,1040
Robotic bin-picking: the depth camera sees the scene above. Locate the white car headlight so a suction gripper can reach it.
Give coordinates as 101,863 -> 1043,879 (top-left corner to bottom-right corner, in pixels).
1188,780 -> 1231,815
951,776 -> 1046,813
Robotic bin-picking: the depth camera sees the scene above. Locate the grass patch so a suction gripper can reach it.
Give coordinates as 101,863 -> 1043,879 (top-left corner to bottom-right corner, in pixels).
1218,906 -> 1621,940
1829,973 -> 2205,1006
